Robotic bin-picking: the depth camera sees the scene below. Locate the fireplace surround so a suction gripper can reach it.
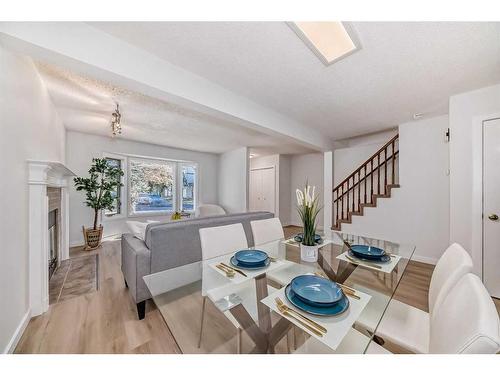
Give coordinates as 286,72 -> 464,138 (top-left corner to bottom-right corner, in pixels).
28,161 -> 74,316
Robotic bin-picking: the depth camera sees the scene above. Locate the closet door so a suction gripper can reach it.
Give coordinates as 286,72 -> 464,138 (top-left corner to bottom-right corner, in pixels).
249,169 -> 262,211
260,167 -> 276,214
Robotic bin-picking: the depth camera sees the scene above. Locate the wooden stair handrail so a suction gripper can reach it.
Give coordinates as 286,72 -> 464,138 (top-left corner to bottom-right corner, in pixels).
332,133 -> 400,230
333,133 -> 399,192
333,150 -> 399,203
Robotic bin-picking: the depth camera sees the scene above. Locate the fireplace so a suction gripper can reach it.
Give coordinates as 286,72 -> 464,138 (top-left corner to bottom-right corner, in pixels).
48,209 -> 58,279
28,160 -> 75,316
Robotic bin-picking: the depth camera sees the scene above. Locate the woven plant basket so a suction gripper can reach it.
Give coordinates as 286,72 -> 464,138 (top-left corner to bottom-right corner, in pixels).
83,225 -> 103,250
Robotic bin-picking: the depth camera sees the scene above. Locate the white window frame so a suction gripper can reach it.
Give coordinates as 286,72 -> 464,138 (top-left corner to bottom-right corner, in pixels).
127,156 -> 177,218
102,152 -> 127,222
178,162 -> 199,213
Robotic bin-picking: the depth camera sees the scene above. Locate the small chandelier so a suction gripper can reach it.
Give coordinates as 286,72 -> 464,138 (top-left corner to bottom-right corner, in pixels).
110,103 -> 122,136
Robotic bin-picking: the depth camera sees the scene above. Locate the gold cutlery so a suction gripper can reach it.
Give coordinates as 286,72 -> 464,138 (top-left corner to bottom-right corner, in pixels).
275,297 -> 327,334
275,302 -> 324,337
345,254 -> 382,269
220,262 -> 247,277
269,256 -> 277,262
216,264 -> 235,278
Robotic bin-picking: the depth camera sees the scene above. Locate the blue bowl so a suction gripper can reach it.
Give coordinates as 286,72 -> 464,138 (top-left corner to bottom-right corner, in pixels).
350,244 -> 386,260
230,256 -> 270,270
294,233 -> 323,244
234,249 -> 268,266
285,284 -> 349,316
348,250 -> 391,263
290,275 -> 343,306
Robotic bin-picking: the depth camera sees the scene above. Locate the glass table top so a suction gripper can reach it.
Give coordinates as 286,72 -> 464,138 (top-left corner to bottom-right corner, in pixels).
143,231 -> 416,354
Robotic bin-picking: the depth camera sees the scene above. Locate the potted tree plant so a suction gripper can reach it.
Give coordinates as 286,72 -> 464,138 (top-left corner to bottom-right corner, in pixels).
296,182 -> 323,262
74,158 -> 124,250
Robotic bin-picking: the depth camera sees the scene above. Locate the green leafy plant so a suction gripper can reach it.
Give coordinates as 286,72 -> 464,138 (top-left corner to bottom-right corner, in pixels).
296,183 -> 322,246
74,158 -> 124,230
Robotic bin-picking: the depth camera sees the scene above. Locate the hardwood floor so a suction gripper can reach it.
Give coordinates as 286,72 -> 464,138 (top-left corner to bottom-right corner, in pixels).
16,240 -> 179,354
15,227 -> 499,353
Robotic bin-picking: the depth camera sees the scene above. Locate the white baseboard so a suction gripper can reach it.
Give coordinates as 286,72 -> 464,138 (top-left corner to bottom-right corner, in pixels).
3,309 -> 30,354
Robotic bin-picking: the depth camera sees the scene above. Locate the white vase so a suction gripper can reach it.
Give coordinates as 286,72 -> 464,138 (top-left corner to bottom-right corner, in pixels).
300,243 -> 319,262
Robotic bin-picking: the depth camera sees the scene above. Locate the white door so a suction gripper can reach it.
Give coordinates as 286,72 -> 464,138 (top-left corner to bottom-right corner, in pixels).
249,169 -> 262,211
249,167 -> 276,213
483,118 -> 500,298
260,167 -> 276,213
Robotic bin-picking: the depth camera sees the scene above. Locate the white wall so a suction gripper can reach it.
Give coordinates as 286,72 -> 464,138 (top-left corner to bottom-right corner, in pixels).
338,115 -> 450,264
218,147 -> 248,213
0,46 -> 66,352
449,83 -> 500,275
334,142 -> 386,186
66,131 -> 218,245
289,153 -> 324,228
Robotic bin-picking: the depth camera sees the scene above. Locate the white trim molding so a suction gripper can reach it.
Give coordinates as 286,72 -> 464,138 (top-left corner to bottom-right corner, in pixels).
27,160 -> 75,316
3,309 -> 31,354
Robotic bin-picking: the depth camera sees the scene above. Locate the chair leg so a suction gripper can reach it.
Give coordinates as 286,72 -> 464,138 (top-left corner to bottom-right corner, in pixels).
136,301 -> 146,320
198,296 -> 207,348
237,327 -> 242,354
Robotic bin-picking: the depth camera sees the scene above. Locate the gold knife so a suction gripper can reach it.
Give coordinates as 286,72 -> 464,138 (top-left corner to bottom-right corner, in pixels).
276,298 -> 327,333
276,305 -> 324,337
345,254 -> 382,269
220,262 -> 247,277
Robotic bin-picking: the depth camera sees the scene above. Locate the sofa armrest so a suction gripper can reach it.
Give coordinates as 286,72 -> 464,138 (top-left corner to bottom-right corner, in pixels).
121,234 -> 151,303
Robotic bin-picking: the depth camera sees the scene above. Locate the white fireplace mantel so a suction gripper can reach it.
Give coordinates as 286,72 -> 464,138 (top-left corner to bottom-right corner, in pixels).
28,160 -> 75,316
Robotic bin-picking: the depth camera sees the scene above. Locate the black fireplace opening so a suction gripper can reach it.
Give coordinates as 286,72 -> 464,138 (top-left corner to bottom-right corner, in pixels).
48,209 -> 58,280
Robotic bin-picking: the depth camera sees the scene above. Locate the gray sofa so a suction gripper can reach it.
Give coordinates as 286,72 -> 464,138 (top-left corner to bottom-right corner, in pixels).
121,211 -> 274,319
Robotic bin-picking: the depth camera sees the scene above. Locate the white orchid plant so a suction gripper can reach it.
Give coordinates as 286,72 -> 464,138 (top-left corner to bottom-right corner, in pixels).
296,182 -> 322,246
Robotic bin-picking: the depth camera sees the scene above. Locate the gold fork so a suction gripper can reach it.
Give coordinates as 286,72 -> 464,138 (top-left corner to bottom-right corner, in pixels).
216,264 -> 235,278
275,297 -> 327,334
276,303 -> 324,337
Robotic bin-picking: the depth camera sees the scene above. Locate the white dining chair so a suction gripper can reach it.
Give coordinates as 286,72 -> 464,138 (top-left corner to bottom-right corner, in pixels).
356,242 -> 473,353
198,223 -> 278,353
250,217 -> 285,246
294,327 -> 391,354
428,273 -> 500,353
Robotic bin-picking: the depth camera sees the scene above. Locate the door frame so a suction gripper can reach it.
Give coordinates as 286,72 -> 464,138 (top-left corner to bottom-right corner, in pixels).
471,112 -> 500,279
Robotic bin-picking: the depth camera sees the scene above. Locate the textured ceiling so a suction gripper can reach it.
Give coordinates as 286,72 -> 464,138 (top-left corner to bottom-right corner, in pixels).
36,62 -> 314,154
90,21 -> 500,140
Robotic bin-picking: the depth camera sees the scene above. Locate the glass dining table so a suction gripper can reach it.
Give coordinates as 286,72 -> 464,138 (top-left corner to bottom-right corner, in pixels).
143,231 -> 416,354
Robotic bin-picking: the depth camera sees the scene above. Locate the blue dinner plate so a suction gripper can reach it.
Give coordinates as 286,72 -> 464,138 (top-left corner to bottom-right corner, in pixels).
290,275 -> 343,306
350,244 -> 386,260
234,249 -> 268,266
230,256 -> 271,270
348,250 -> 391,263
294,233 -> 323,244
285,284 -> 349,316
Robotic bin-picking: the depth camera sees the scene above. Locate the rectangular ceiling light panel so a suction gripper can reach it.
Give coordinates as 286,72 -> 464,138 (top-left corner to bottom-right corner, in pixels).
290,22 -> 359,66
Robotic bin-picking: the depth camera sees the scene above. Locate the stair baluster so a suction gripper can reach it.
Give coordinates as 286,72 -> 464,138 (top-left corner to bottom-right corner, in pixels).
332,133 -> 399,230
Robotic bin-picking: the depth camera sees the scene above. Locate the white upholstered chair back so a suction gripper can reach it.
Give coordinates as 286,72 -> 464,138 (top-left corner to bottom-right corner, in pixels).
195,204 -> 226,218
199,223 -> 248,260
428,243 -> 473,313
250,218 -> 284,246
429,273 -> 500,354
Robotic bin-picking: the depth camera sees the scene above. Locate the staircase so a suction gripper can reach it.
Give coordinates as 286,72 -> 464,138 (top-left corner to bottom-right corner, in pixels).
332,134 -> 400,231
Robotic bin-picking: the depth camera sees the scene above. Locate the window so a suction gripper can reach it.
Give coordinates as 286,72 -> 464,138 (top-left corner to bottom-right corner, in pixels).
180,164 -> 197,212
129,158 -> 176,215
104,157 -> 122,216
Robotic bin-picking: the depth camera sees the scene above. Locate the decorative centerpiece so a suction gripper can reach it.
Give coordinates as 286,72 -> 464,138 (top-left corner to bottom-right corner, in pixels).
296,183 -> 322,262
74,158 -> 123,250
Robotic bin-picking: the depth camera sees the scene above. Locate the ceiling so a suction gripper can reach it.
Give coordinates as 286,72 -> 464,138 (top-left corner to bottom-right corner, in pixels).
35,62 -> 314,154
90,22 -> 500,140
